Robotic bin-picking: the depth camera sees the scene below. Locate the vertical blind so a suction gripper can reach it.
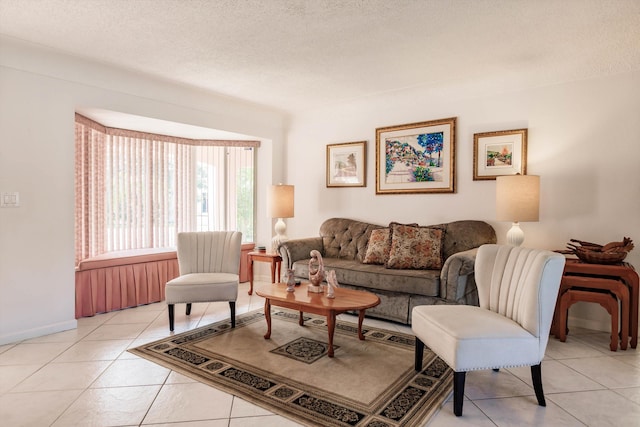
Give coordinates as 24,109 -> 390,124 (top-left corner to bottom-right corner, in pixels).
75,114 -> 258,264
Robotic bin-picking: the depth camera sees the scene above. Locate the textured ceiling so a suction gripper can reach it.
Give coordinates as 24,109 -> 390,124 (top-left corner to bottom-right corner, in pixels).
1,0 -> 639,117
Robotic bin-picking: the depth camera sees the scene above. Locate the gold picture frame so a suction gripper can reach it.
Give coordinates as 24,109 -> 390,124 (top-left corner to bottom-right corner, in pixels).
375,117 -> 456,194
473,128 -> 527,180
326,141 -> 367,187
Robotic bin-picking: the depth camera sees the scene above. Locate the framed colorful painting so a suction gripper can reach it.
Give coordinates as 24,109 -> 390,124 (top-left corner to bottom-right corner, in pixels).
326,141 -> 367,187
473,128 -> 527,180
375,117 -> 456,194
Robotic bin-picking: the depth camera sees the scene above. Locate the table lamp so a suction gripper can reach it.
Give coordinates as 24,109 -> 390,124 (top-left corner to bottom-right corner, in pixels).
496,174 -> 539,247
269,184 -> 294,252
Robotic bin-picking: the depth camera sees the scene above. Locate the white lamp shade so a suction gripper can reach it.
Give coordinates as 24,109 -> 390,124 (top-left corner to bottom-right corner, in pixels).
269,184 -> 294,218
496,175 -> 540,222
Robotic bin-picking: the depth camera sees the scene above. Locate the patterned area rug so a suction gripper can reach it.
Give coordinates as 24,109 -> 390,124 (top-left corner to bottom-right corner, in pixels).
129,309 -> 452,427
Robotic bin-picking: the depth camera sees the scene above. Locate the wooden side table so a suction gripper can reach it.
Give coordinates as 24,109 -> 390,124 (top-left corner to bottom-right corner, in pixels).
557,289 -> 620,351
552,259 -> 638,350
239,243 -> 255,283
247,251 -> 282,295
559,275 -> 630,350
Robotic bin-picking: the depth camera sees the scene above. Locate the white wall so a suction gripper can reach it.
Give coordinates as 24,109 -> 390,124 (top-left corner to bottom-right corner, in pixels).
286,71 -> 640,331
1,35 -> 637,341
0,37 -> 287,344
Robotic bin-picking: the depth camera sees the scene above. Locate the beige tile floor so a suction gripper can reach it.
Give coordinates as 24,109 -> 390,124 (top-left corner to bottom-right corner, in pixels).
1,280 -> 639,426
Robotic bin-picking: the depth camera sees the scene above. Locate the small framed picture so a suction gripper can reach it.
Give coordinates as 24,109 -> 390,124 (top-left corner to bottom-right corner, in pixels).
326,141 -> 367,187
473,128 -> 527,180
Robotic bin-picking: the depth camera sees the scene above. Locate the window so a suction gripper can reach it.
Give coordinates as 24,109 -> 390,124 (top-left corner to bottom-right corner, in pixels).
75,114 -> 257,264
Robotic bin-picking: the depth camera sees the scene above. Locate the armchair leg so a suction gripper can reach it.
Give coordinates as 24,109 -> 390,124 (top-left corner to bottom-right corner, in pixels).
531,363 -> 546,406
453,371 -> 466,416
186,303 -> 192,315
229,301 -> 236,328
415,338 -> 425,371
168,304 -> 175,331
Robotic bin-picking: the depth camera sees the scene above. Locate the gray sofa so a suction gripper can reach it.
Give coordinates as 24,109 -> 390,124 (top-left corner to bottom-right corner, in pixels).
278,218 -> 496,324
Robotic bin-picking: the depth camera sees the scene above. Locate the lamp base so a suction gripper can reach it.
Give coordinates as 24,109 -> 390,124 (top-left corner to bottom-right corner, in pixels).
272,218 -> 288,252
506,222 -> 525,247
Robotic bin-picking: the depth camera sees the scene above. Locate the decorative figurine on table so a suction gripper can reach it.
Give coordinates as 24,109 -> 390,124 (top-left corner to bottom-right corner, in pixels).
286,269 -> 296,292
326,270 -> 340,298
308,249 -> 325,293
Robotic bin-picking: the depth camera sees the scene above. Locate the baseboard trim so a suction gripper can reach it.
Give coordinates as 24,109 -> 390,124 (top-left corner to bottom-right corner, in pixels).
0,319 -> 78,345
567,315 -> 611,333
254,273 -> 282,283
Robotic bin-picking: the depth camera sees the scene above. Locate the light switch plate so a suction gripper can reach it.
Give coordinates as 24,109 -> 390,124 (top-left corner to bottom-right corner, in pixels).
0,192 -> 20,208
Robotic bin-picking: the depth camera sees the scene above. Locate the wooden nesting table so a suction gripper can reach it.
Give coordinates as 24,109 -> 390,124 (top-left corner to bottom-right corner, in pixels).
255,282 -> 380,357
552,259 -> 638,351
557,287 -> 622,351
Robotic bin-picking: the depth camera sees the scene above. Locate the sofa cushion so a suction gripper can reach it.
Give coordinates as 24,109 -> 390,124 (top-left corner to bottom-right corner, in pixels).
340,283 -> 413,324
386,224 -> 445,270
292,258 -> 440,297
362,228 -> 390,265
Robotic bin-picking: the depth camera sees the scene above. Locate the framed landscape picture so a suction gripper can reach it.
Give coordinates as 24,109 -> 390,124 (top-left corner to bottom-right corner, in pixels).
326,141 -> 367,187
375,117 -> 456,194
473,128 -> 527,180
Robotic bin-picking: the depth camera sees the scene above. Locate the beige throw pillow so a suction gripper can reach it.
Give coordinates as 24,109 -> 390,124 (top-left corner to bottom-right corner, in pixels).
362,228 -> 390,265
386,224 -> 445,270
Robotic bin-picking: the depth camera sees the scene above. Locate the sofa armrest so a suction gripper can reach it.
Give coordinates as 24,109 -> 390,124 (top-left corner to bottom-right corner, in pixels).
279,237 -> 324,269
440,247 -> 480,305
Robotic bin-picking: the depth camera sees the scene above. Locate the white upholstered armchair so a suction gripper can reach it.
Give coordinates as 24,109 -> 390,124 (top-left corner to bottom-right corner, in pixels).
165,231 -> 242,332
412,244 -> 565,416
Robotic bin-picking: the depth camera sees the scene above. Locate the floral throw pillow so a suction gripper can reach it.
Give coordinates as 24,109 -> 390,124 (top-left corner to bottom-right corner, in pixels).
386,224 -> 445,270
362,228 -> 391,265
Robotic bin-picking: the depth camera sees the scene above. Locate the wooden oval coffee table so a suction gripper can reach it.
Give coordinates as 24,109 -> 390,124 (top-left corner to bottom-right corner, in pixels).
255,282 -> 380,357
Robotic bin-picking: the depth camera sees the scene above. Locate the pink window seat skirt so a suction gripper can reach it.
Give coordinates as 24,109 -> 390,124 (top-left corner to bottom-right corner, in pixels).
75,248 -> 179,318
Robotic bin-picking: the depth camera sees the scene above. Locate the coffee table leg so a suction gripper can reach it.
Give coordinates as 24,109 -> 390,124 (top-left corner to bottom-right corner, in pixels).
263,299 -> 272,339
299,311 -> 304,326
358,309 -> 366,340
327,311 -> 336,357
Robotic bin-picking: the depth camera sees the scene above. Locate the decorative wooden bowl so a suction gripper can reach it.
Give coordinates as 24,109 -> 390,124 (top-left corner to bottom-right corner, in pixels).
574,247 -> 628,264
566,237 -> 634,265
